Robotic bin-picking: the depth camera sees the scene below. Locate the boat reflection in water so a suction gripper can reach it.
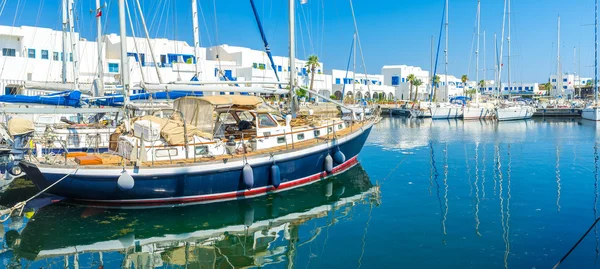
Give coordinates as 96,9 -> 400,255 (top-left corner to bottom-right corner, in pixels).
6,164 -> 379,268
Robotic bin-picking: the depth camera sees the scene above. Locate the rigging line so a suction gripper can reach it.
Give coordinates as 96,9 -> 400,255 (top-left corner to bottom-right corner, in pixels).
348,0 -> 372,97
299,2 -> 314,54
429,3 -> 445,101
556,143 -> 561,212
297,5 -> 308,62
430,142 -> 444,236
467,6 -> 478,79
482,143 -> 486,198
147,0 -> 162,33
497,143 -> 508,269
198,0 -> 213,47
15,0 -> 28,27
357,202 -> 373,269
0,0 -> 8,17
320,0 -> 325,61
213,0 -> 225,77
465,143 -> 472,197
595,143 -> 599,258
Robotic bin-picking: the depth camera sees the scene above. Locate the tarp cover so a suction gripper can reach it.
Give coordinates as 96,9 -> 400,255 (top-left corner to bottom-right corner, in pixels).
129,115 -> 213,144
90,91 -> 204,107
0,90 -> 83,107
174,96 -> 263,136
8,118 -> 34,136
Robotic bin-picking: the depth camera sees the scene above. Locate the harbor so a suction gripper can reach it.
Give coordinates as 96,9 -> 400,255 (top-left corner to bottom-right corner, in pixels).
0,0 -> 600,268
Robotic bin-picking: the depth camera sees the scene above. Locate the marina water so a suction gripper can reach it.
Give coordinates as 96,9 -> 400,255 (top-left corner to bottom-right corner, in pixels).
2,117 -> 600,268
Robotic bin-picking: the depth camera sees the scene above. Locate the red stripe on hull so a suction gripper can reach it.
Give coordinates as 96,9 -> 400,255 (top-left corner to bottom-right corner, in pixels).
78,156 -> 360,208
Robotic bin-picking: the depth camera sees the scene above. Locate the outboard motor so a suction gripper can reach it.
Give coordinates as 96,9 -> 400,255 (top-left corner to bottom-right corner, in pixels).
5,118 -> 35,177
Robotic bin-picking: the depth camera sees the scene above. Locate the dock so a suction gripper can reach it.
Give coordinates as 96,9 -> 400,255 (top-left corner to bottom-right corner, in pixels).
533,108 -> 581,117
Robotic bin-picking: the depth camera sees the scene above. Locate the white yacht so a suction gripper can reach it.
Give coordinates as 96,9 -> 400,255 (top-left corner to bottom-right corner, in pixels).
495,104 -> 535,121
430,102 -> 463,119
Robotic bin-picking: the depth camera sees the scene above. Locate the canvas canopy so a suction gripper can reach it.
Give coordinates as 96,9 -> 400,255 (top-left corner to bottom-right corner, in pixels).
7,118 -> 35,136
173,96 -> 264,136
127,115 -> 213,144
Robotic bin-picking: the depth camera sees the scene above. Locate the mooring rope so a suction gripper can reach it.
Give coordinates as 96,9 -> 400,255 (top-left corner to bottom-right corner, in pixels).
552,217 -> 600,269
0,167 -> 79,222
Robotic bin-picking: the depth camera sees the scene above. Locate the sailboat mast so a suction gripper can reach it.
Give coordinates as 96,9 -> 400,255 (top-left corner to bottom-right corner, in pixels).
68,0 -> 79,90
444,0 -> 449,102
192,0 -> 201,79
96,0 -> 104,96
61,0 -> 68,84
594,0 -> 598,105
476,0 -> 480,103
507,0 -> 511,100
118,0 -> 129,105
431,35 -> 434,99
494,33 -> 498,100
353,32 -> 356,97
557,15 -> 561,97
484,30 -> 486,90
289,0 -> 296,118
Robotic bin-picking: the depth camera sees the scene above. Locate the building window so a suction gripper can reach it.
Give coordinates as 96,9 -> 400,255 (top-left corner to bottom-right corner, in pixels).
563,86 -> 567,89
258,63 -> 266,70
2,48 -> 15,57
551,79 -> 556,82
53,52 -> 59,60
318,69 -> 321,74
41,50 -> 48,59
253,63 -> 258,69
69,53 -> 73,62
27,49 -> 35,59
563,78 -> 568,82
401,77 -> 405,83
278,65 -> 282,72
108,63 -> 119,73
335,78 -> 341,84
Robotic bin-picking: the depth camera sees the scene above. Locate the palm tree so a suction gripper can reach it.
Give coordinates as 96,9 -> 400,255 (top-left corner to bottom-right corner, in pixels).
461,75 -> 469,96
586,80 -> 593,87
413,79 -> 423,101
432,75 -> 441,101
305,55 -> 320,100
407,74 -> 416,101
479,79 -> 485,88
544,82 -> 553,95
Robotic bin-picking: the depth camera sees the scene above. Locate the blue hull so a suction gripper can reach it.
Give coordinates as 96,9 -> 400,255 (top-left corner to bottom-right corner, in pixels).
21,124 -> 373,206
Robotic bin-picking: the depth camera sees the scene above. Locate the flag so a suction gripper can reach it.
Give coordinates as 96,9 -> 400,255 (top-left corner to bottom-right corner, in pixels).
95,10 -> 102,18
301,0 -> 308,4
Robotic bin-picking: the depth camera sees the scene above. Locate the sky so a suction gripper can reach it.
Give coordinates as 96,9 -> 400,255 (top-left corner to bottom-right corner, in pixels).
0,0 -> 596,82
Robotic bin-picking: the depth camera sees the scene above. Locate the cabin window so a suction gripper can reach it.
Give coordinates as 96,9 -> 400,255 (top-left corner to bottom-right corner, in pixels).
297,133 -> 305,140
236,111 -> 254,122
314,130 -> 321,137
257,114 -> 277,127
155,148 -> 178,158
277,137 -> 286,144
328,127 -> 333,133
53,52 -> 59,61
195,145 -> 208,155
338,124 -> 343,130
109,63 -> 119,73
41,50 -> 48,59
2,48 -> 15,57
345,122 -> 350,128
218,112 -> 237,124
27,49 -> 35,58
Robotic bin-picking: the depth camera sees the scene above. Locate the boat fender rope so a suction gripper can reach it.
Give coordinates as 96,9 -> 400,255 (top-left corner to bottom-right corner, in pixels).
0,167 -> 79,223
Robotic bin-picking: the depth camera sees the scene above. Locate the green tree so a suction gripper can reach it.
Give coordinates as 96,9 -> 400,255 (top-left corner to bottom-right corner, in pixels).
479,79 -> 485,88
586,80 -> 593,87
432,75 -> 441,101
305,55 -> 321,100
461,75 -> 469,96
295,87 -> 307,98
407,74 -> 416,101
413,79 -> 423,101
544,82 -> 553,95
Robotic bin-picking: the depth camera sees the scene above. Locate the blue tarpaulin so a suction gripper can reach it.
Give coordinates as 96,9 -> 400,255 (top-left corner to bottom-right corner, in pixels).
450,96 -> 471,105
0,90 -> 84,107
90,91 -> 204,107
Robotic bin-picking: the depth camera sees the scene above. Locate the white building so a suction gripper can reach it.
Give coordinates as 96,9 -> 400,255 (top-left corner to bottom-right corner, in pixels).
549,73 -> 591,98
480,80 -> 542,96
330,69 -> 394,101
382,65 -> 430,101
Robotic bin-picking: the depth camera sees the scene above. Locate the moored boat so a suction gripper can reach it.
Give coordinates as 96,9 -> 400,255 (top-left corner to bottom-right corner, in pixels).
19,95 -> 375,207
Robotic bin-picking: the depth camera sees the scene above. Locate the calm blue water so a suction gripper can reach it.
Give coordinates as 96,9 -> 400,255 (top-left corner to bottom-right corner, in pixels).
1,117 -> 600,268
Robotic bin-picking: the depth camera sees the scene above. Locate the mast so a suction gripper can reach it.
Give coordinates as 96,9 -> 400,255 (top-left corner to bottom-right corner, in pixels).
494,33 -> 498,100
61,0 -> 68,84
431,35 -> 434,100
353,32 -> 356,99
557,15 -> 561,97
289,0 -> 296,118
594,0 -> 598,105
476,0 -> 480,103
96,0 -> 104,96
444,0 -> 449,102
192,0 -> 201,79
507,0 -> 511,100
484,30 -> 486,91
134,0 -> 163,84
68,0 -> 79,90
118,0 -> 129,106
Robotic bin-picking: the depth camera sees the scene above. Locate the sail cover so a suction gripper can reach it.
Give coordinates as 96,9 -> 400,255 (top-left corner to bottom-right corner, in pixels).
0,90 -> 83,107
